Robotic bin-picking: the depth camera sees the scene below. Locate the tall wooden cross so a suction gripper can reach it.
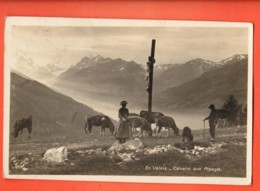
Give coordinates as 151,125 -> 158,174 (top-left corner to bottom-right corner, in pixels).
147,39 -> 156,114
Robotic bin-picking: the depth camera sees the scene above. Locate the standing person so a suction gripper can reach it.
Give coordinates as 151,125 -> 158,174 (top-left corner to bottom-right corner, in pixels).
203,104 -> 218,141
117,100 -> 130,143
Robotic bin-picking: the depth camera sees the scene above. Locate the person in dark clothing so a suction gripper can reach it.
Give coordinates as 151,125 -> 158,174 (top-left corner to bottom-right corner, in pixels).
116,100 -> 130,143
203,104 -> 218,140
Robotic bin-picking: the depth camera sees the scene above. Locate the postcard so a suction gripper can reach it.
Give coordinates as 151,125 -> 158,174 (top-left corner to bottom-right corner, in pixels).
3,17 -> 253,185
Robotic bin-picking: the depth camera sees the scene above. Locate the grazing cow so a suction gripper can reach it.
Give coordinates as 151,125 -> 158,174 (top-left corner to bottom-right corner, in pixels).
214,109 -> 238,127
13,115 -> 32,138
205,104 -> 238,128
129,113 -> 139,117
85,115 -> 115,136
127,116 -> 153,137
182,126 -> 193,142
140,110 -> 164,123
156,116 -> 179,136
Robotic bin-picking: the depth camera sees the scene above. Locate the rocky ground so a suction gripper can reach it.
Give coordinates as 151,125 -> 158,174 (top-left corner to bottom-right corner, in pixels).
8,126 -> 247,177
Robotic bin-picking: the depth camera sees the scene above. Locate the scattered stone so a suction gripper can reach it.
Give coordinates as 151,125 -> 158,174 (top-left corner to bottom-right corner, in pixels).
110,154 -> 123,164
123,138 -> 143,150
22,167 -> 29,171
232,142 -> 246,146
194,146 -> 205,151
108,143 -> 124,153
108,138 -> 143,153
145,147 -> 162,155
86,149 -> 94,155
43,146 -> 68,163
170,141 -> 229,160
136,148 -> 144,153
76,150 -> 84,154
15,165 -> 22,169
105,138 -> 145,164
118,153 -> 134,162
95,148 -> 103,154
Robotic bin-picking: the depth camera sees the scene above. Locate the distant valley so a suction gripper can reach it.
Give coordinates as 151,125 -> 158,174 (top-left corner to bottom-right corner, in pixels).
11,54 -> 249,124
51,54 -> 248,112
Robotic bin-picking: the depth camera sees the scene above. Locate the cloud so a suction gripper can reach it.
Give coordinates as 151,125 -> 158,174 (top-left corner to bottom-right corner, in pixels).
10,25 -> 249,68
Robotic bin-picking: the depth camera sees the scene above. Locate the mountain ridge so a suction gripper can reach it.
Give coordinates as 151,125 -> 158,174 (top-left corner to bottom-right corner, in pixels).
154,59 -> 248,112
10,72 -> 100,138
52,54 -> 248,110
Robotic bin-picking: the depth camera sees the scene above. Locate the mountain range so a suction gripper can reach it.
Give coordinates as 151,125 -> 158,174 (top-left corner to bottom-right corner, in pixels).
12,53 -> 249,117
52,54 -> 248,109
9,53 -> 249,139
154,58 -> 218,91
13,55 -> 67,84
153,59 -> 248,112
53,56 -> 148,105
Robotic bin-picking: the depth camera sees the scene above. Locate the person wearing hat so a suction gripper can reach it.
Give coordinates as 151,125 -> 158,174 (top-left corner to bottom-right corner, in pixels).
203,104 -> 218,140
116,100 -> 130,143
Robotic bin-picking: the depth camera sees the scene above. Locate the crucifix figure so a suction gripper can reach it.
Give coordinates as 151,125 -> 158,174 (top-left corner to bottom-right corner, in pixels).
146,39 -> 156,114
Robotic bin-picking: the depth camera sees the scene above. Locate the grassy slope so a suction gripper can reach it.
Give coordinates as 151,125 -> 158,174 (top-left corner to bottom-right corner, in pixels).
10,72 -> 99,138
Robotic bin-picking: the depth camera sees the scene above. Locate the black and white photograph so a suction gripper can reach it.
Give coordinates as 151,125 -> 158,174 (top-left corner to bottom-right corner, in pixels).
4,17 -> 253,185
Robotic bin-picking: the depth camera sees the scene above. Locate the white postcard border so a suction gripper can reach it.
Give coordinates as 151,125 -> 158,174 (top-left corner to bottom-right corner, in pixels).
3,17 -> 253,185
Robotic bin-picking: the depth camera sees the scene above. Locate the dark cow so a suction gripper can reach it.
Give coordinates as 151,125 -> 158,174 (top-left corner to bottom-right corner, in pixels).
214,109 -> 238,127
127,116 -> 153,137
13,115 -> 32,138
182,126 -> 193,142
215,109 -> 229,119
85,115 -> 115,136
205,104 -> 238,128
129,113 -> 139,117
156,116 -> 179,136
140,110 -> 164,123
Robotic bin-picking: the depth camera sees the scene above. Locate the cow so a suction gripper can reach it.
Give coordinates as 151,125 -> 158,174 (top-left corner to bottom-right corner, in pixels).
156,116 -> 179,136
182,126 -> 193,142
139,110 -> 164,124
85,115 -> 115,136
13,115 -> 32,138
127,116 -> 153,137
205,104 -> 238,128
214,109 -> 238,127
129,113 -> 139,117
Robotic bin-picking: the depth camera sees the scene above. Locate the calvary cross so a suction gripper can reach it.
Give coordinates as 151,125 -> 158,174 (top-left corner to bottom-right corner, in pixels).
146,39 -> 156,114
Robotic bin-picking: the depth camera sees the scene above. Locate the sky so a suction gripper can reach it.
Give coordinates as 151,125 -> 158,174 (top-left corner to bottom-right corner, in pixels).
9,25 -> 249,70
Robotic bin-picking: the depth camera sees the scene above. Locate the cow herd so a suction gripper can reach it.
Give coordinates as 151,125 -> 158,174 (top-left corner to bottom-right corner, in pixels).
84,110 -> 193,142
12,111 -> 194,142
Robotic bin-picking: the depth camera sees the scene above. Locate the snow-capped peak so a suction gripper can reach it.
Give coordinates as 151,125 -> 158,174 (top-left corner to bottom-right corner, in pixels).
72,55 -> 113,70
185,58 -> 216,67
91,55 -> 113,63
154,64 -> 174,70
219,54 -> 248,64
